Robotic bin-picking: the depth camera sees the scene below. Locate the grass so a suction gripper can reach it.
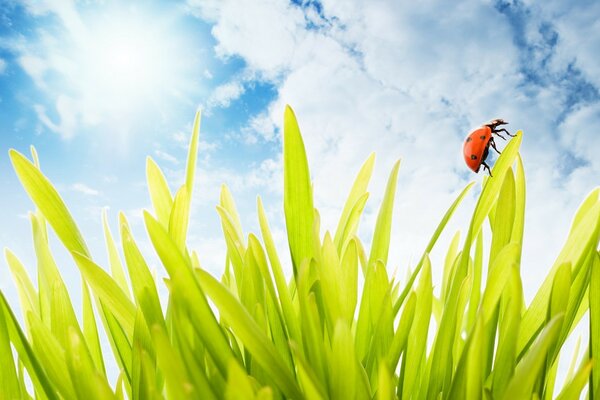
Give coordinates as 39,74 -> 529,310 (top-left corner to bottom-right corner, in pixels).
1,105 -> 600,399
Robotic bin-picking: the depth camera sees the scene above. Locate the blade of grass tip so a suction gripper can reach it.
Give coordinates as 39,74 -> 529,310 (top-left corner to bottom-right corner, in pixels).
169,185 -> 191,256
555,359 -> 593,400
336,192 -> 370,257
511,154 -> 526,264
0,294 -> 21,399
340,238 -> 359,326
220,185 -> 244,245
257,197 -> 301,346
102,210 -> 131,299
518,196 -> 600,358
4,249 -> 39,324
489,168 -> 516,267
185,110 -> 201,203
120,214 -> 165,331
71,251 -> 136,337
590,252 -> 600,400
0,292 -> 57,400
367,160 -> 400,269
393,181 -> 475,314
283,105 -> 315,276
146,156 -> 173,229
216,205 -> 246,292
441,231 -> 461,303
9,149 -> 90,257
333,152 -> 375,253
501,314 -> 564,400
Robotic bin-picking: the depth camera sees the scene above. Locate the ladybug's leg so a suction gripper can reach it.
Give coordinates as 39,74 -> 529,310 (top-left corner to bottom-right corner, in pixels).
489,138 -> 501,154
493,128 -> 515,137
493,131 -> 506,140
482,161 -> 493,177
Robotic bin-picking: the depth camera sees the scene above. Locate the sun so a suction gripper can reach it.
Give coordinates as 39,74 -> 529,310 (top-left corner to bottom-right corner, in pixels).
68,8 -> 191,126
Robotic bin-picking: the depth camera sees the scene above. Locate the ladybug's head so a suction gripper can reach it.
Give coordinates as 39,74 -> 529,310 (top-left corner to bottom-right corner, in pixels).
489,119 -> 508,127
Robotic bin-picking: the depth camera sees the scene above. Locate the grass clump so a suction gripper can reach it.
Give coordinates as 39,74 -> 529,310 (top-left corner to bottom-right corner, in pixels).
2,105 -> 600,399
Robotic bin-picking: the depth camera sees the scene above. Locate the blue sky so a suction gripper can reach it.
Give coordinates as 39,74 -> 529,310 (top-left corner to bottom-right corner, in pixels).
1,0 -> 599,388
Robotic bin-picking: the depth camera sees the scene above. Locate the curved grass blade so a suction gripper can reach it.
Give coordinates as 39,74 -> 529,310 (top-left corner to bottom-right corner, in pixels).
146,156 -> 173,229
367,160 -> 400,270
10,149 -> 90,257
334,152 -> 375,253
283,105 -> 315,276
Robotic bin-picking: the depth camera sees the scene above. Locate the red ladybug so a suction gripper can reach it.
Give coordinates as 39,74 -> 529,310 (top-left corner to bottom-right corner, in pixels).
463,119 -> 514,176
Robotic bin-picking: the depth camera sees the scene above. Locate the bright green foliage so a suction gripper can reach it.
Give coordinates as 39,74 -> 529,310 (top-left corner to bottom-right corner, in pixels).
2,107 -> 600,399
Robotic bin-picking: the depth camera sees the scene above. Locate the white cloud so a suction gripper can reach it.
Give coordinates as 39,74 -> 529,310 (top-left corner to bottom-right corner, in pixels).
154,149 -> 179,164
0,58 -> 6,74
71,182 -> 100,196
206,79 -> 245,110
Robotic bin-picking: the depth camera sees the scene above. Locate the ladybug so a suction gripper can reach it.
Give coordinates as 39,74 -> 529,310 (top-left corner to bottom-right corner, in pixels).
463,119 -> 514,176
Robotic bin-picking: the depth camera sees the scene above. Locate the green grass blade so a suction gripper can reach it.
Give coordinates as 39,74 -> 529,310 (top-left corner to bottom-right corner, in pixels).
492,265 -> 523,397
28,313 -> 77,398
367,160 -> 400,269
4,249 -> 39,326
387,291 -> 416,372
196,268 -> 303,399
590,252 -> 600,399
144,211 -> 234,376
257,197 -> 300,345
185,110 -> 201,203
120,213 -> 165,330
71,251 -> 135,337
502,314 -> 564,400
102,210 -> 131,299
283,105 -> 315,275
151,324 -> 196,399
333,152 -> 375,253
225,359 -> 256,399
401,256 -> 432,398
0,292 -> 57,399
146,156 -> 173,229
0,293 -> 21,399
169,185 -> 191,255
9,149 -> 90,257
65,327 -> 116,399
518,196 -> 600,358
330,321 -> 358,399
394,181 -> 475,314
555,359 -> 593,400
82,280 -> 106,376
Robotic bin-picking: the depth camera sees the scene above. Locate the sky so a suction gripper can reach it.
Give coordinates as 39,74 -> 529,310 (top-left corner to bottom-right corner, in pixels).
0,0 -> 599,390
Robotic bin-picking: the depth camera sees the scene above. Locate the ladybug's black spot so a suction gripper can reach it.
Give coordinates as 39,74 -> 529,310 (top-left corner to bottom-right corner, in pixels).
466,137 -> 472,142
471,154 -> 477,160
480,135 -> 486,140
